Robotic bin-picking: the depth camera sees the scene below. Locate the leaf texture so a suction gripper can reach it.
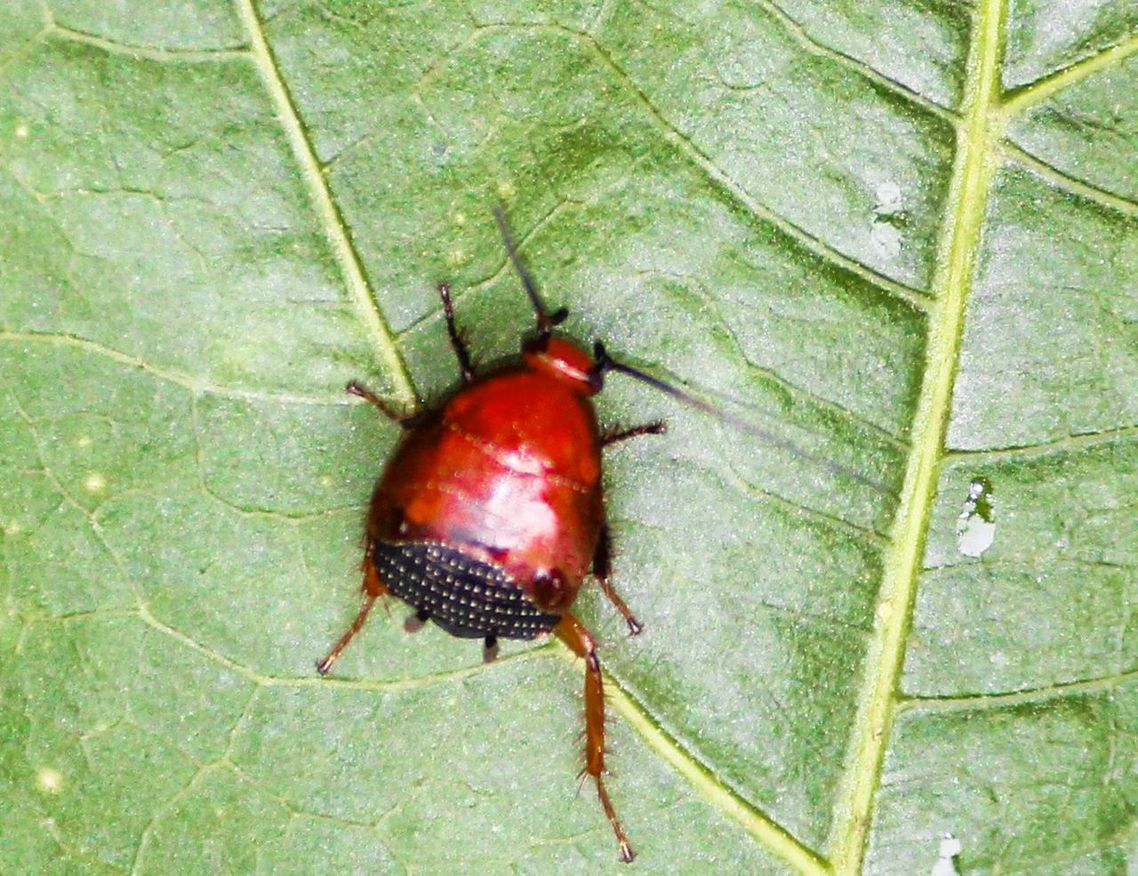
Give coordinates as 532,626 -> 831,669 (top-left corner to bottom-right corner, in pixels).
2,1 -> 1136,873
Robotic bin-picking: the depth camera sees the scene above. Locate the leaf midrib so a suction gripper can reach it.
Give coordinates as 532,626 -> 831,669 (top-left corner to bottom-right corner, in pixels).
828,14 -> 1138,876
827,0 -> 1006,871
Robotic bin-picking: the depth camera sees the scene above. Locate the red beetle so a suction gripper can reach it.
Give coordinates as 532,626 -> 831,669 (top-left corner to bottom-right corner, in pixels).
318,209 -> 685,862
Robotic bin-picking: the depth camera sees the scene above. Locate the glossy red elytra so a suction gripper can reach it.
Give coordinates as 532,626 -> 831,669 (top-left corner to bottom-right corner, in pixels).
318,208 -> 708,862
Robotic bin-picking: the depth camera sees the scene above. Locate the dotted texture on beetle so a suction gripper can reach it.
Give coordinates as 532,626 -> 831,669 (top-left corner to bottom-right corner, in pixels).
373,540 -> 562,640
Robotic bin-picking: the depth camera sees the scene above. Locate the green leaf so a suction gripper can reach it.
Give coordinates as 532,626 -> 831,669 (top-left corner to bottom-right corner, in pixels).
2,1 -> 1135,873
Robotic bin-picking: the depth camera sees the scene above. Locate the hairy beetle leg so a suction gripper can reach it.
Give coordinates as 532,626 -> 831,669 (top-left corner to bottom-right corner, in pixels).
593,524 -> 643,636
317,589 -> 381,675
555,612 -> 635,863
317,543 -> 392,675
594,424 -> 664,634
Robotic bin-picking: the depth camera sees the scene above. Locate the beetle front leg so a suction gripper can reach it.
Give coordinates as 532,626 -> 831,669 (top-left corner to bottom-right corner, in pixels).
555,612 -> 635,863
346,380 -> 424,429
592,524 -> 643,635
437,282 -> 476,383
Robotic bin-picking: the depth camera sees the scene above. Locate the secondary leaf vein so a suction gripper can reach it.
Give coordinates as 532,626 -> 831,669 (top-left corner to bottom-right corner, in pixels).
234,0 -> 417,406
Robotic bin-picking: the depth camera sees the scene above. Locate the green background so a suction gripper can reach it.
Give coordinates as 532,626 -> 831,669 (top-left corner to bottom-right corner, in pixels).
2,1 -> 1136,873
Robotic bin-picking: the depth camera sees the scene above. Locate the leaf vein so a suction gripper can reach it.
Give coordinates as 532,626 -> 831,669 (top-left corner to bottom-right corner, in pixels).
233,0 -> 417,406
943,423 -> 1138,462
999,141 -> 1138,218
829,2 -> 1007,871
1000,32 -> 1138,118
48,23 -> 249,61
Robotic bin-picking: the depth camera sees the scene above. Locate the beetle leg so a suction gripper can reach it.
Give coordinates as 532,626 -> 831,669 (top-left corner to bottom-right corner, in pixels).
601,421 -> 666,446
592,524 -> 643,635
437,282 -> 476,384
404,608 -> 430,633
482,635 -> 499,663
317,589 -> 381,675
555,613 -> 635,863
316,544 -> 391,675
346,380 -> 423,428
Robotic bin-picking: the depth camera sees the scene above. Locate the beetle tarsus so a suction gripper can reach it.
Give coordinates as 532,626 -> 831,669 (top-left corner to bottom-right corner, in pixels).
593,525 -> 643,635
597,777 -> 637,863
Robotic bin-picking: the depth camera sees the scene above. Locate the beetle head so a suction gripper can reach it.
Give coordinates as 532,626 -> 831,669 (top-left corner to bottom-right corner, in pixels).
496,206 -> 692,400
522,336 -> 599,395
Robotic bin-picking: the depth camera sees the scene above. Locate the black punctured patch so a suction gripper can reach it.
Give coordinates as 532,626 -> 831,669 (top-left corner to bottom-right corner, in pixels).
373,540 -> 562,640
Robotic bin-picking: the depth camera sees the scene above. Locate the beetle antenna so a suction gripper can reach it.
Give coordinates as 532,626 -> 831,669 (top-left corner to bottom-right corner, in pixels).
592,342 -> 890,494
493,205 -> 568,339
592,342 -> 725,418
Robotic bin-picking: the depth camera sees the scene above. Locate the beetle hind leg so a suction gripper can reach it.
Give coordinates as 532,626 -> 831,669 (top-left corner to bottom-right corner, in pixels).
555,612 -> 635,863
593,524 -> 643,636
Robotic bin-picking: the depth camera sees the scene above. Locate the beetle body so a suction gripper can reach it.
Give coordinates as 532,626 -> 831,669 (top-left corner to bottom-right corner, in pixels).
368,338 -> 604,633
318,214 -> 666,863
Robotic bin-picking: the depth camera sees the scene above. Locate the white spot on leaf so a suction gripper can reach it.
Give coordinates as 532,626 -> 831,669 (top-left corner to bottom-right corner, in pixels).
36,767 -> 64,794
956,478 -> 995,558
931,833 -> 962,875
